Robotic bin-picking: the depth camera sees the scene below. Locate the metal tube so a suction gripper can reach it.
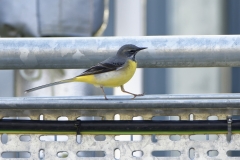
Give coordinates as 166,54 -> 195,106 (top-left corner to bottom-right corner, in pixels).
1,94 -> 240,109
0,35 -> 240,69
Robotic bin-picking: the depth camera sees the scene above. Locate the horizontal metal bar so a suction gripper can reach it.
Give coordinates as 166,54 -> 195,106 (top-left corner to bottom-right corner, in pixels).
0,35 -> 240,69
1,94 -> 240,109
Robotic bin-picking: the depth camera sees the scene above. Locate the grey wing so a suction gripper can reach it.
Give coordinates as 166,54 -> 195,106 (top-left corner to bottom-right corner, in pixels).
78,57 -> 126,76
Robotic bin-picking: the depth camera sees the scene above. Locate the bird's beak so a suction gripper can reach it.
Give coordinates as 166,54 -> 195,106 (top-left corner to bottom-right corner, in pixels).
132,47 -> 147,61
137,47 -> 147,51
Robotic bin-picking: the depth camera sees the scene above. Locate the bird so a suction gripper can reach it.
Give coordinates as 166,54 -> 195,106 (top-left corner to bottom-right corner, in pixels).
25,44 -> 147,100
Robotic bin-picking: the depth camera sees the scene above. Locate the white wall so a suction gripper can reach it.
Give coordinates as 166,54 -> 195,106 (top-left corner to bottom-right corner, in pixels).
114,0 -> 146,96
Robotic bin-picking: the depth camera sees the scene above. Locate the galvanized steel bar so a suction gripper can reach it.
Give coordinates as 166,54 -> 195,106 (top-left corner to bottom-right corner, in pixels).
0,35 -> 240,69
1,94 -> 240,109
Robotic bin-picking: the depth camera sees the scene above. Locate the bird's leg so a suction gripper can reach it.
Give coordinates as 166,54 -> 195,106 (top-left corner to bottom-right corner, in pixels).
100,86 -> 108,100
120,85 -> 144,99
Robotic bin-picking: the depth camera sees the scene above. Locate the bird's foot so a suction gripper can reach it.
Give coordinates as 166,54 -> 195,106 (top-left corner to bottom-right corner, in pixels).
104,96 -> 108,100
131,93 -> 144,99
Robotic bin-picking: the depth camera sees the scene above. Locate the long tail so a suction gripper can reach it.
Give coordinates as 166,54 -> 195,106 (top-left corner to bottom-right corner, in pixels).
25,79 -> 73,93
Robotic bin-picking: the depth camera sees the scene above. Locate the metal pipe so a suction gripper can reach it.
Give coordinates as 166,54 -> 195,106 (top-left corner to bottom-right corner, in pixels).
0,35 -> 240,69
1,94 -> 240,109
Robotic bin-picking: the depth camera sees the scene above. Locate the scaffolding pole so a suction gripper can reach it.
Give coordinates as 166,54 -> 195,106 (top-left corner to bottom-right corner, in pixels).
1,94 -> 240,109
0,35 -> 240,69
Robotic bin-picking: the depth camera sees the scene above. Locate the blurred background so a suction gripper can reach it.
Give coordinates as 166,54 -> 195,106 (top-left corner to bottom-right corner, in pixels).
0,0 -> 239,97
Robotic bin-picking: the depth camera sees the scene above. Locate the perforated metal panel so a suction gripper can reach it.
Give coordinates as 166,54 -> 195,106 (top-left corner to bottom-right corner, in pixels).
0,100 -> 240,160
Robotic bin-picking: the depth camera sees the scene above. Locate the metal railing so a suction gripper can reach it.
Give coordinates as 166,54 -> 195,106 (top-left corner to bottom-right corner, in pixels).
1,94 -> 240,109
0,35 -> 240,69
1,36 -> 240,159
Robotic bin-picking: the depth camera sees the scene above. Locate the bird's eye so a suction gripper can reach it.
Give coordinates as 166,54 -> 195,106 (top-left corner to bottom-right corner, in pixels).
129,50 -> 135,53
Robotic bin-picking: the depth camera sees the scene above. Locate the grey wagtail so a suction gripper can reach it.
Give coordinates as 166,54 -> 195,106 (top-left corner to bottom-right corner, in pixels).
25,44 -> 147,100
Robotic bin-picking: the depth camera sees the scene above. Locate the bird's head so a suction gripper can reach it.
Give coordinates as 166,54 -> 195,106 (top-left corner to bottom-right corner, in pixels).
117,44 -> 147,61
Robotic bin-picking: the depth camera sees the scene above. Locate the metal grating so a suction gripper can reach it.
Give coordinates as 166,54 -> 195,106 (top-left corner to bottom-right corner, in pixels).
0,95 -> 240,159
2,134 -> 240,159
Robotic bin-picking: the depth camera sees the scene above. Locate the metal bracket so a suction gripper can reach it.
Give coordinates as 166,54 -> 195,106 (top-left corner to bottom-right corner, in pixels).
75,120 -> 81,135
227,115 -> 232,143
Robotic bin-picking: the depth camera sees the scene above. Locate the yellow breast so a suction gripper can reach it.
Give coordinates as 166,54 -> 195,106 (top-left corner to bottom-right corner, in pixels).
74,60 -> 137,87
